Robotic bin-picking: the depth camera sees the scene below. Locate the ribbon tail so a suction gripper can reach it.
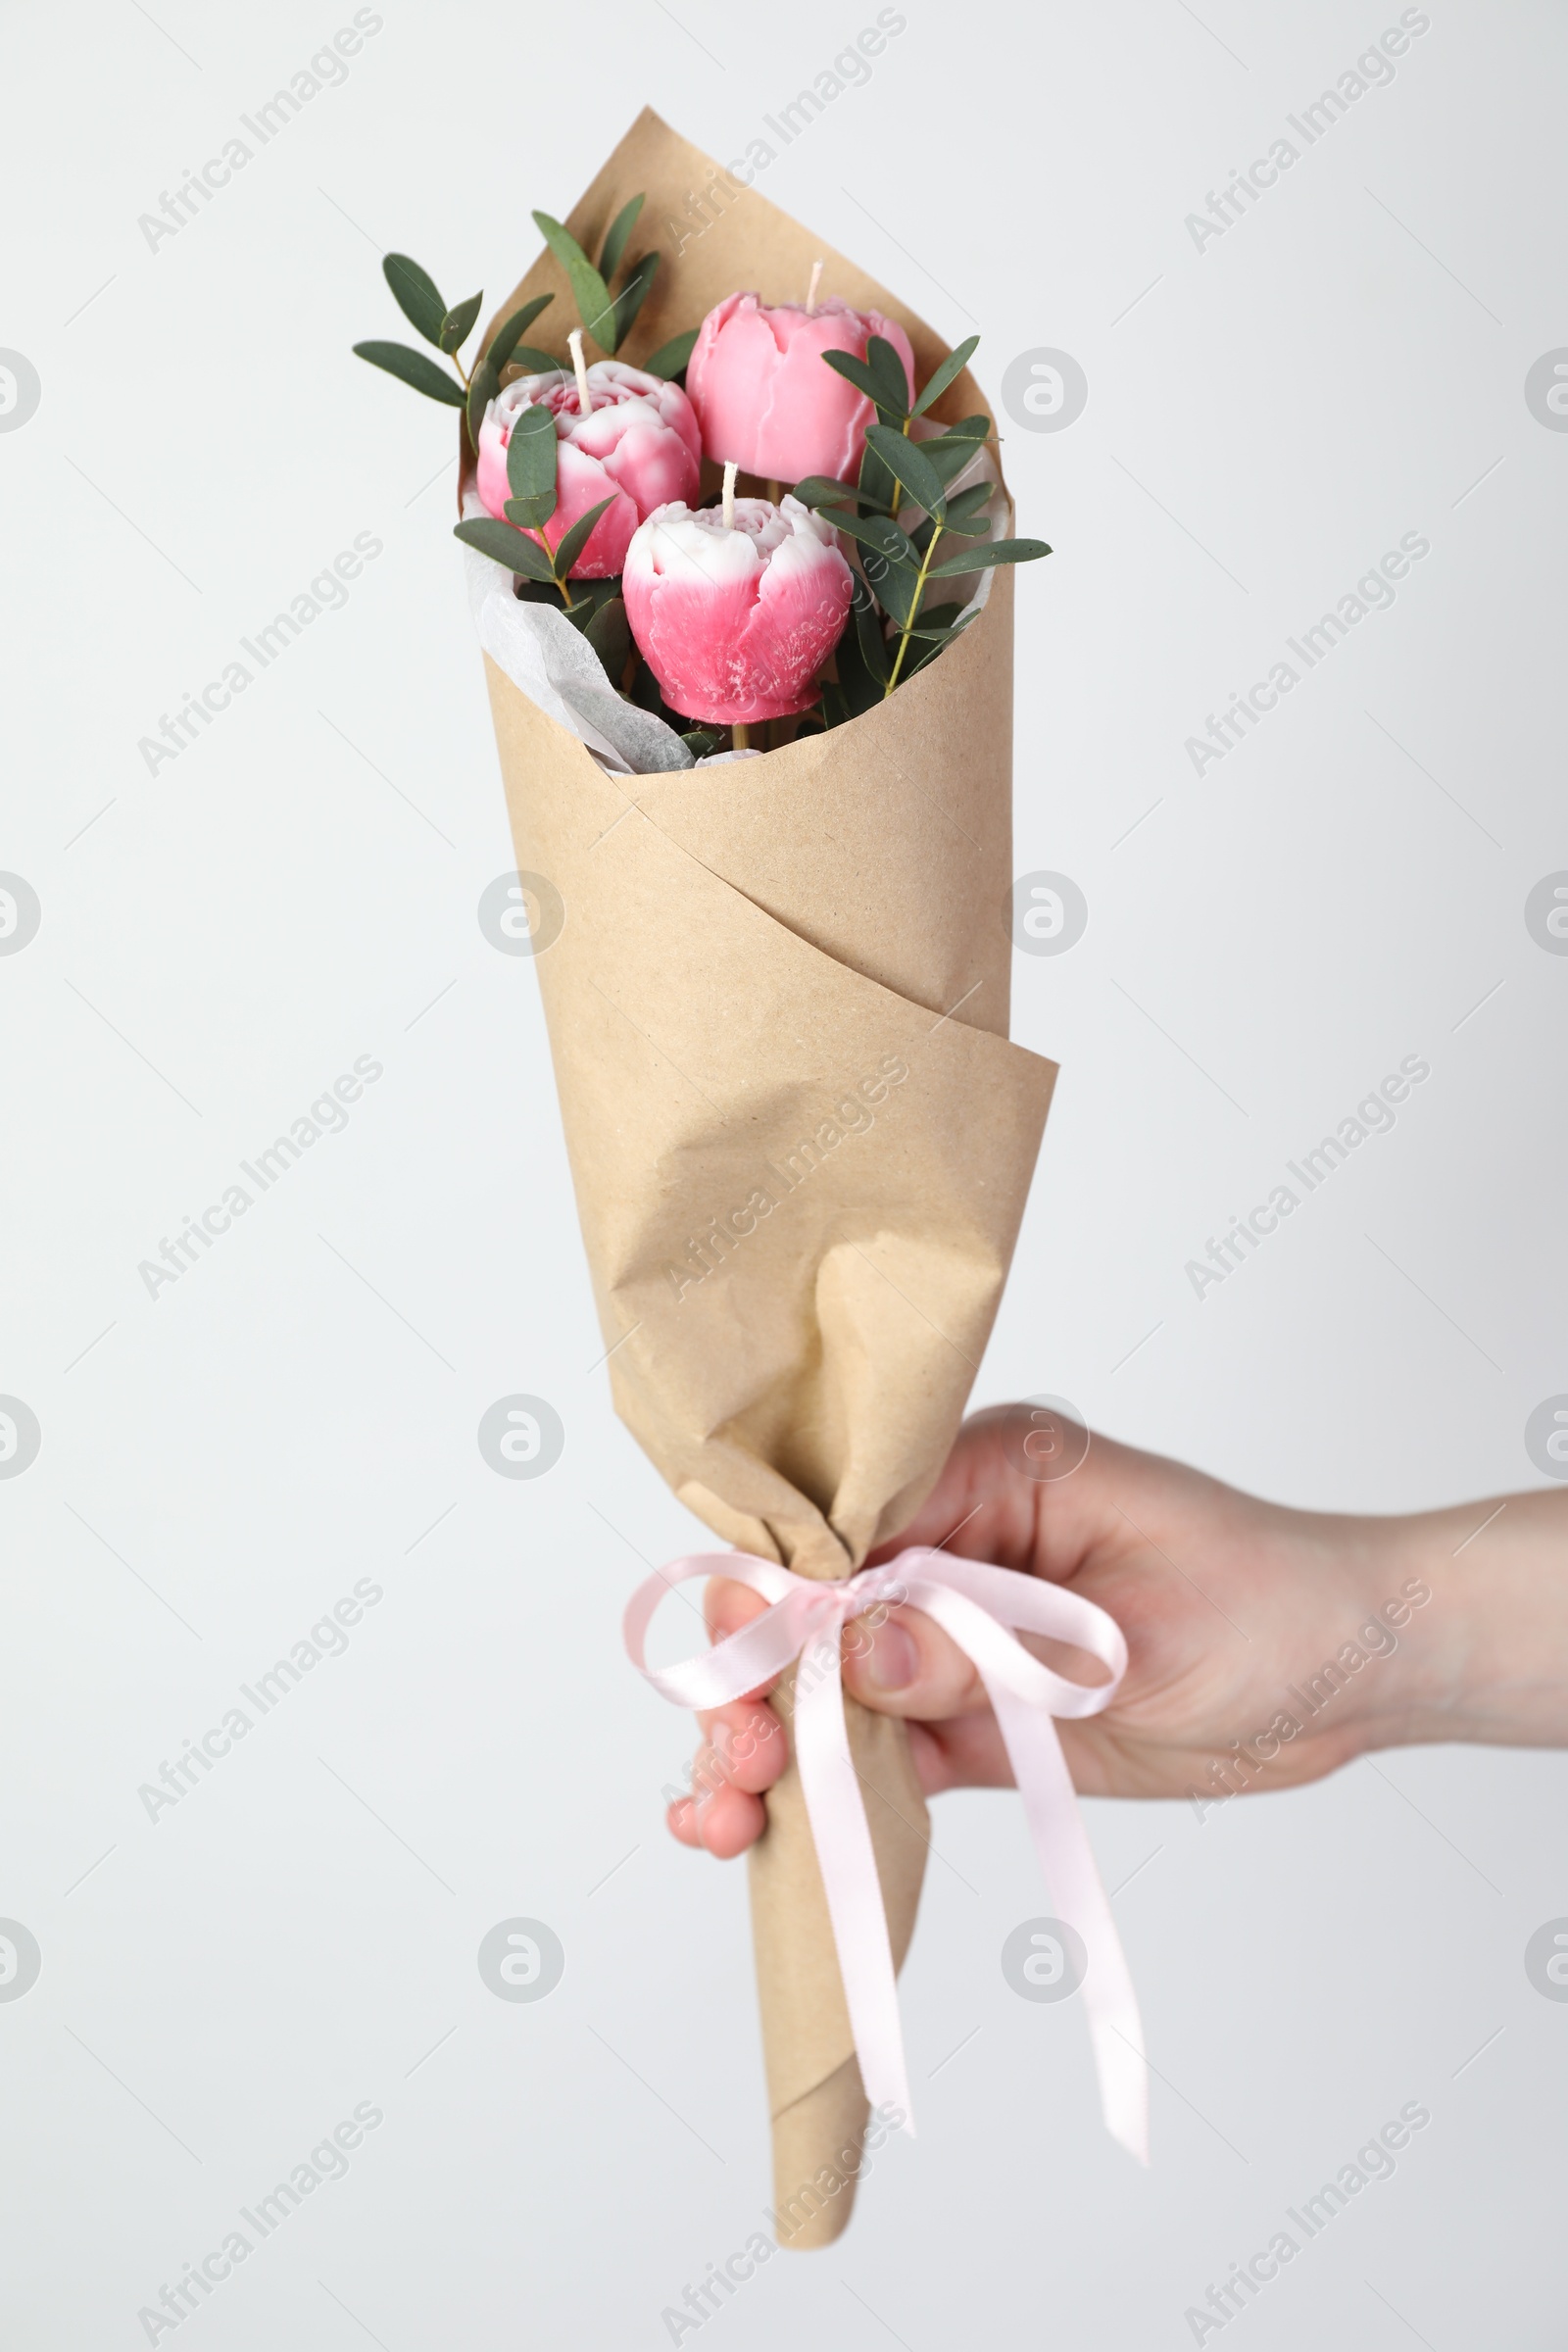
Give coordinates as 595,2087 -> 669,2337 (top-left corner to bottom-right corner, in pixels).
791,1632 -> 916,2135
989,1683 -> 1150,2164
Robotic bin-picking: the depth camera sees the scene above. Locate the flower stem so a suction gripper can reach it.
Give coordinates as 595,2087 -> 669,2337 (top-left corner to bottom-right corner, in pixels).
883,519 -> 943,698
732,721 -> 750,750
721,459 -> 738,532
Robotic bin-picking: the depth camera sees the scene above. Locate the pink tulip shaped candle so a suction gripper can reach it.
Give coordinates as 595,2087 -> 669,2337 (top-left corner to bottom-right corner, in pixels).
623,464 -> 853,728
476,332 -> 702,577
685,268 -> 916,487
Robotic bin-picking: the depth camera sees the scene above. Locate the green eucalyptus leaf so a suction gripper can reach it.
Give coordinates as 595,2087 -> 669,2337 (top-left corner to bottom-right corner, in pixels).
551,495 -> 617,580
864,424 -> 948,519
439,291 -> 482,355
382,254 -> 446,347
504,346 -> 566,379
858,436 -> 898,518
927,537 -> 1052,579
940,483 -> 996,536
466,357 -> 500,446
532,209 -> 616,349
453,516 -> 556,583
353,341 -> 466,406
551,577 -> 618,631
818,678 -> 852,729
867,554 -> 920,628
905,600 -> 967,639
503,498 -> 557,536
834,617 -> 884,716
792,473 -> 860,511
643,326 -> 700,380
864,334 -> 913,417
680,726 -> 723,758
506,402 -> 558,491
911,334 -> 980,416
573,576 -> 619,613
919,433 -> 989,489
504,404 -> 558,526
901,624 -> 970,679
610,250 -> 660,352
850,574 -> 891,681
826,507 -> 919,568
582,593 -> 631,678
820,348 -> 895,410
821,344 -> 909,424
944,414 -> 994,442
488,295 -> 555,371
599,194 -> 645,282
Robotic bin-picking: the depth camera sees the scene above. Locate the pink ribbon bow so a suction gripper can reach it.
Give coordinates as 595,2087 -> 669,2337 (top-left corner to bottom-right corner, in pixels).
624,1547 -> 1149,2161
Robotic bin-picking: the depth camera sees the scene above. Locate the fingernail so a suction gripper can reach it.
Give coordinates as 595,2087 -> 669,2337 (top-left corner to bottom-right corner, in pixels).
862,1621 -> 917,1692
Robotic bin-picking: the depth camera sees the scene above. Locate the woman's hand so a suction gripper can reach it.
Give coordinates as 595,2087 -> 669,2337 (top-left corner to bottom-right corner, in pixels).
664,1401 -> 1493,1858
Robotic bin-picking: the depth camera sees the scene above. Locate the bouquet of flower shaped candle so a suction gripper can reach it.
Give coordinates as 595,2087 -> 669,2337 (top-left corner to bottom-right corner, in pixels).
355,108 -> 1146,2245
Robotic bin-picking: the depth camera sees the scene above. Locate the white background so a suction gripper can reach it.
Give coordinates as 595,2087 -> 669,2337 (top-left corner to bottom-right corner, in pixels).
4,0 -> 1567,2344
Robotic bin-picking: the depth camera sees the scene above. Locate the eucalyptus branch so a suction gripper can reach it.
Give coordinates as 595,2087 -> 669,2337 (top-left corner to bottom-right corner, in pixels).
883,520 -> 944,698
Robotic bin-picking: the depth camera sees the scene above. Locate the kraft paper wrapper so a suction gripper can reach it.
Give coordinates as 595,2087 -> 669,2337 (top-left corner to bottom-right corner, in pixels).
469,109 -> 1055,2245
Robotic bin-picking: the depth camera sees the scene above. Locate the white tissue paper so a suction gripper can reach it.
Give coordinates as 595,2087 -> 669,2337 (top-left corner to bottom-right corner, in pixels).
462,499 -> 695,775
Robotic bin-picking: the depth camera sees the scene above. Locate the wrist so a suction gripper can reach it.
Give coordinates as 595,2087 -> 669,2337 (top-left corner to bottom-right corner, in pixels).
1331,1510 -> 1448,1755
1351,1490 -> 1568,1752
1223,1501 -> 1443,1776
1267,1507 -> 1445,1763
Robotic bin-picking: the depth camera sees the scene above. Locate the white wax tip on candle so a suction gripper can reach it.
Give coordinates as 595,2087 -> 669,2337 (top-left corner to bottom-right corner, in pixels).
805,259 -> 824,316
567,327 -> 592,417
722,459 -> 737,531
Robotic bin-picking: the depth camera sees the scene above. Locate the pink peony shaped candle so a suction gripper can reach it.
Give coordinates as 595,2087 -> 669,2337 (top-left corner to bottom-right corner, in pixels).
685,279 -> 916,487
623,474 -> 853,725
476,345 -> 701,577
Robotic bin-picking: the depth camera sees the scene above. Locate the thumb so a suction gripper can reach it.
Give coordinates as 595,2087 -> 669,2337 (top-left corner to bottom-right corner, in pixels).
841,1602 -> 986,1721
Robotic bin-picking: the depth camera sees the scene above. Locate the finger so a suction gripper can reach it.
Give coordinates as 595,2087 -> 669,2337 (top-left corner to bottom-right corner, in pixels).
705,1577 -> 769,1637
862,1449 -> 993,1570
862,1406 -> 1043,1575
840,1602 -> 987,1720
666,1781 -> 764,1856
695,1779 -> 765,1859
701,1577 -> 785,1700
666,1794 -> 703,1847
906,1712 -> 1016,1795
694,1702 -> 787,1794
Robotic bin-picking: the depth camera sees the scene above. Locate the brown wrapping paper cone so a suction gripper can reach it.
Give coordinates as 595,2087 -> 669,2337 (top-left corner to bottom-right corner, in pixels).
469,109 -> 1055,2245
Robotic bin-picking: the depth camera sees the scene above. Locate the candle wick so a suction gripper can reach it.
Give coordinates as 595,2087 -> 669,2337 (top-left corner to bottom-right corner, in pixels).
721,459 -> 737,532
805,260 -> 823,316
567,327 -> 593,418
